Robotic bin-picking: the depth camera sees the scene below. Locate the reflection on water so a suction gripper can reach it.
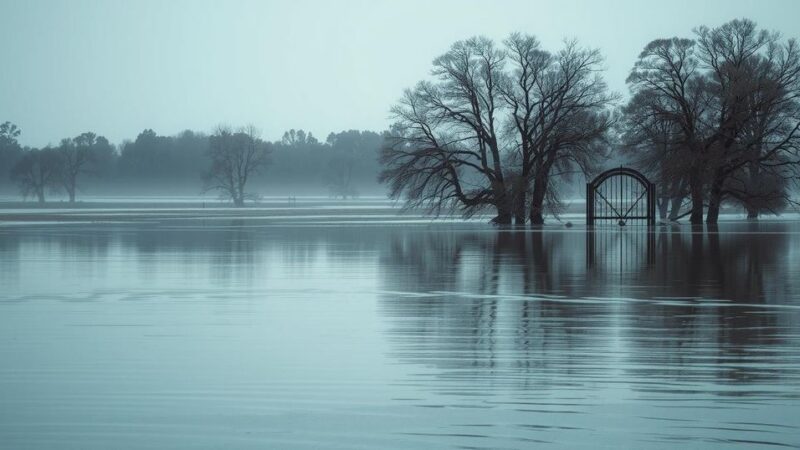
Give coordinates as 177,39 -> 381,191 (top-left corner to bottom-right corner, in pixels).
0,221 -> 798,449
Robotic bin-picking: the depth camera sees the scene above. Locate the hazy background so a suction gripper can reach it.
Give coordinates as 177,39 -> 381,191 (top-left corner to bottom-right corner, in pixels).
2,0 -> 799,147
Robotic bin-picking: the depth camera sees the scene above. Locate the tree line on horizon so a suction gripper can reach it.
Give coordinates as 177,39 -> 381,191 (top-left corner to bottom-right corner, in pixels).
0,123 -> 384,203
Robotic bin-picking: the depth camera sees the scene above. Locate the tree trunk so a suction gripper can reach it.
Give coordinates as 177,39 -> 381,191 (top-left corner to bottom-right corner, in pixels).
745,161 -> 759,219
528,176 -> 547,225
491,210 -> 512,224
706,198 -> 720,224
658,196 -> 669,220
530,188 -> 544,225
490,180 -> 512,225
36,189 -> 45,204
233,183 -> 246,207
492,195 -> 512,224
512,177 -> 526,225
706,175 -> 724,225
668,195 -> 683,221
689,167 -> 704,225
66,181 -> 76,203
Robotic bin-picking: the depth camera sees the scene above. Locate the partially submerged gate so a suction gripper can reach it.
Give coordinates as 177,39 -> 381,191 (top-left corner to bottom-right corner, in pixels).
586,167 -> 655,226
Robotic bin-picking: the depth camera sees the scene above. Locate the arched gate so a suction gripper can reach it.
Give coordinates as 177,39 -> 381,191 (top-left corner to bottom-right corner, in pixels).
586,167 -> 656,226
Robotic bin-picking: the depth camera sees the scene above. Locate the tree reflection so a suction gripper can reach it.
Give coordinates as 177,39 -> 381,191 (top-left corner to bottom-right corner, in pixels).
379,223 -> 798,390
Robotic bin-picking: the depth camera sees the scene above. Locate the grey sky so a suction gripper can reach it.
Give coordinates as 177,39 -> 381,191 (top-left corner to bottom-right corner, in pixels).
2,0 -> 799,147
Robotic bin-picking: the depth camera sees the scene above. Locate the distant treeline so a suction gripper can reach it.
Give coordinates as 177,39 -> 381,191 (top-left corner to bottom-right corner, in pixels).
0,123 -> 385,201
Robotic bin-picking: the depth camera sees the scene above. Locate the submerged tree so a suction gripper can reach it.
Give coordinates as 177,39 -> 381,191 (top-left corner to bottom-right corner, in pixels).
203,125 -> 270,206
502,35 -> 617,223
620,90 -> 688,220
697,20 -> 800,222
11,148 -> 60,203
623,37 -> 708,223
380,34 -> 615,224
623,19 -> 800,224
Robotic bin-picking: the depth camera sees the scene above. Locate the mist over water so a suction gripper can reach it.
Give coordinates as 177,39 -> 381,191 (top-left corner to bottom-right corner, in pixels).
3,1 -> 800,447
0,211 -> 798,449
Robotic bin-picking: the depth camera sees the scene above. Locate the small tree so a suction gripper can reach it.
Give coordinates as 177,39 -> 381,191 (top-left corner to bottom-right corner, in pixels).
11,148 -> 60,203
203,125 -> 270,206
1,122 -> 23,189
57,132 -> 97,202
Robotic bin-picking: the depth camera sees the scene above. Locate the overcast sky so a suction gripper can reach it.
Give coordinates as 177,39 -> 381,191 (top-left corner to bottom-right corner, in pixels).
2,0 -> 799,147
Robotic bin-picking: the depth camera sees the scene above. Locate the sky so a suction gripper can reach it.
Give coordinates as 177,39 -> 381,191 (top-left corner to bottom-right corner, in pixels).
1,0 -> 799,147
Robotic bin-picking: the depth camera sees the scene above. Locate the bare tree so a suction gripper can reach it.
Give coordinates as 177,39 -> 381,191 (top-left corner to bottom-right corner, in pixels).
381,37 -> 511,222
624,19 -> 800,224
203,125 -> 270,206
56,132 -> 96,203
625,37 -> 709,224
380,35 -> 615,224
11,148 -> 60,203
733,76 -> 800,217
695,20 -> 800,222
501,35 -> 616,224
620,81 -> 694,221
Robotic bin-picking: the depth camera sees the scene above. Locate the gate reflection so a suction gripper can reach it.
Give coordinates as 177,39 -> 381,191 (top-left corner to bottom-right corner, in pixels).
585,226 -> 656,270
378,223 -> 798,394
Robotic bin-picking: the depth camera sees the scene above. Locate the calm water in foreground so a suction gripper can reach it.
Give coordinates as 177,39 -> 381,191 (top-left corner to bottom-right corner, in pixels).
1,211 -> 799,449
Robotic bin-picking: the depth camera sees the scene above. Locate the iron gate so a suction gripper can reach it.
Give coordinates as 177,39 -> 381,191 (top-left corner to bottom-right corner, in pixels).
586,167 -> 655,226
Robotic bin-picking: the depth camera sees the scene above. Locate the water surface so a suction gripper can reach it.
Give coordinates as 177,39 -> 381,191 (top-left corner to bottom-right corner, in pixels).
0,214 -> 799,449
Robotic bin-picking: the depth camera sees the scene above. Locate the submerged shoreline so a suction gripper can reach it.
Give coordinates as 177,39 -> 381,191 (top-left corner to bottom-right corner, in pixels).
0,197 -> 796,227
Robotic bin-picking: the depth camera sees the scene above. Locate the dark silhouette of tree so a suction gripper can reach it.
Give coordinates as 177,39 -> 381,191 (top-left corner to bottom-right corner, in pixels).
11,148 -> 60,203
381,37 -> 513,223
56,132 -> 98,202
696,20 -> 800,221
501,35 -> 617,224
86,134 -> 116,182
117,129 -> 162,178
0,122 -> 23,189
281,129 -> 319,147
325,130 -> 383,199
203,125 -> 270,206
624,38 -> 708,223
116,129 -> 209,191
624,19 -> 800,224
380,35 -> 615,224
620,91 -> 687,220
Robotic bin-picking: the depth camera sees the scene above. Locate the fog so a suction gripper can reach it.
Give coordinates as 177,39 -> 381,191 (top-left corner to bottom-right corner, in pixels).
2,3 -> 800,448
2,0 -> 799,147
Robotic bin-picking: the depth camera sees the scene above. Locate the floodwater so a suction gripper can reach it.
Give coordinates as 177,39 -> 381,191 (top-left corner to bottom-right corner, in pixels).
0,209 -> 799,449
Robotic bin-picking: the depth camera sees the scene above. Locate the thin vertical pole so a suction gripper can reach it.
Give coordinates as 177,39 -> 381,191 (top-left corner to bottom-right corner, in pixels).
586,183 -> 593,226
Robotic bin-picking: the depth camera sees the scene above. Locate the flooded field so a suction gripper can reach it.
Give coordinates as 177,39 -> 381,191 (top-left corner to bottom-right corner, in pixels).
0,205 -> 799,449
